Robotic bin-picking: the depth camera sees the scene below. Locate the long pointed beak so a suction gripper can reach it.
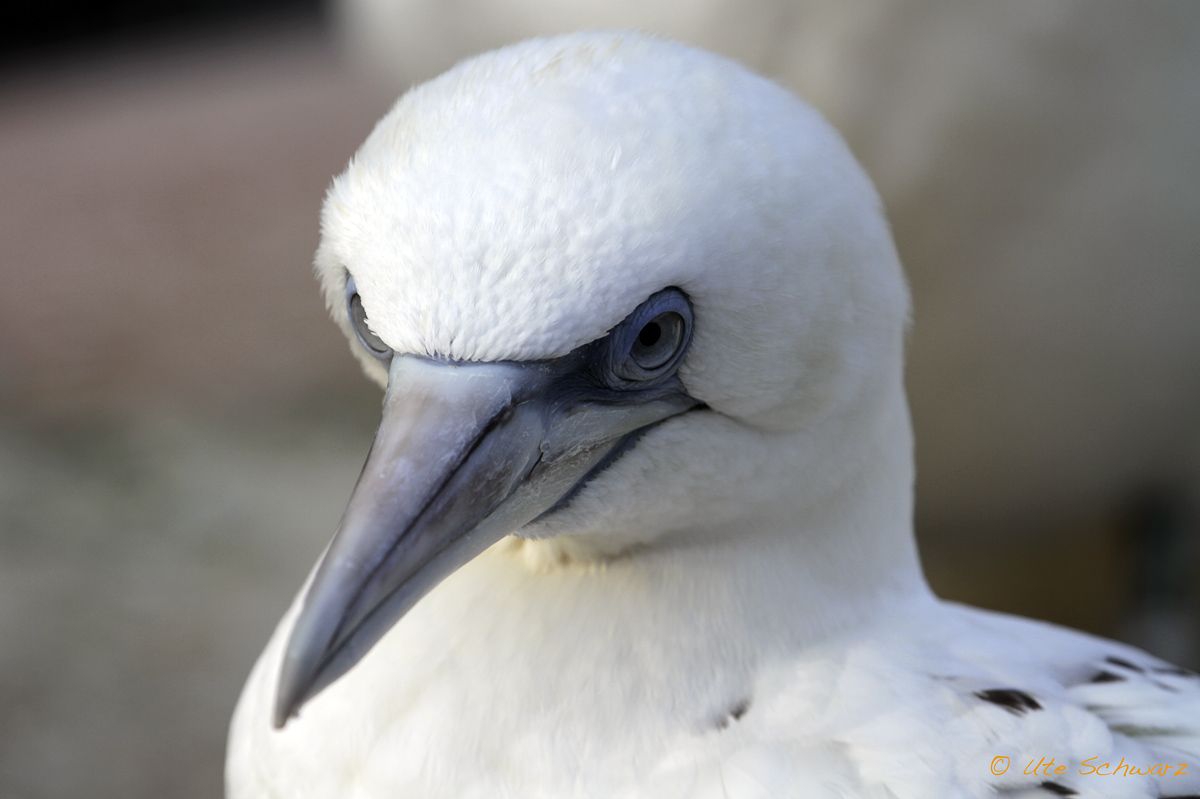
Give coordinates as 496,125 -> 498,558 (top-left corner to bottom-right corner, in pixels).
273,355 -> 697,727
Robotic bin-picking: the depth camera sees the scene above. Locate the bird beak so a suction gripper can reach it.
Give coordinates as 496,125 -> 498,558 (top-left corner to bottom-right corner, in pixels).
273,354 -> 697,727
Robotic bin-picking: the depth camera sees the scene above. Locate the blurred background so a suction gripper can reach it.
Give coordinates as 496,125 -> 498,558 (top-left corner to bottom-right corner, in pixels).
2,1 -> 1197,796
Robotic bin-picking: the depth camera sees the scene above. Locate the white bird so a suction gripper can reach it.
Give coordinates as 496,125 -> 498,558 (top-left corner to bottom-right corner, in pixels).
227,32 -> 1200,799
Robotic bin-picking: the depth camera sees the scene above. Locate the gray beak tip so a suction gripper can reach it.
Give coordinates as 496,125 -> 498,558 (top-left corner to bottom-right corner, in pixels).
271,700 -> 294,731
271,669 -> 303,730
271,648 -> 315,729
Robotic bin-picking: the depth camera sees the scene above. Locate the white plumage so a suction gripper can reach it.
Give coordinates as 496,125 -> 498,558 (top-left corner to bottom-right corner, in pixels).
227,32 -> 1199,798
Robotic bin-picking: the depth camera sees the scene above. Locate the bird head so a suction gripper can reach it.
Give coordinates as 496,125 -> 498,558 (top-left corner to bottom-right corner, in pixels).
275,31 -> 910,727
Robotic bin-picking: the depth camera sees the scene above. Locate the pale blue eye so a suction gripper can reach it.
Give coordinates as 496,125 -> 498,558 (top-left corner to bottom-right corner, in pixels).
631,312 -> 685,370
607,288 -> 693,384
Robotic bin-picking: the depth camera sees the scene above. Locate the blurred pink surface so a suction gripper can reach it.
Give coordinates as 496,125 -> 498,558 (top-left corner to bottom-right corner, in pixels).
0,25 -> 385,418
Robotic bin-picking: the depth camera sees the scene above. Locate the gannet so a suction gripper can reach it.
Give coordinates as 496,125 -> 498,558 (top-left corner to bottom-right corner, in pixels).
228,32 -> 1200,799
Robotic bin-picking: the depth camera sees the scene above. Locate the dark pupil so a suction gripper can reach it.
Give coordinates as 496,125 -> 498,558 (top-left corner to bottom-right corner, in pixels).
638,322 -> 662,348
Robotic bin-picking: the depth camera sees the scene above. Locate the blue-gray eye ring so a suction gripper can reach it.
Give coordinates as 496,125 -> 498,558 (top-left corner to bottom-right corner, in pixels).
630,311 -> 684,370
345,276 -> 392,359
607,287 -> 693,384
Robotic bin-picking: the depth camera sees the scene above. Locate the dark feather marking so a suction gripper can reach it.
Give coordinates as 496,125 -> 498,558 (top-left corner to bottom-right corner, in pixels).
714,697 -> 751,730
1110,723 -> 1189,738
975,688 -> 1043,714
1040,782 -> 1078,796
1153,665 -> 1197,678
1089,670 -> 1125,684
1105,656 -> 1145,673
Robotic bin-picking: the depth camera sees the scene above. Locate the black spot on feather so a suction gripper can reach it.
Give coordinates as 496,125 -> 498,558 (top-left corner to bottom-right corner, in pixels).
1089,669 -> 1125,684
1105,656 -> 1145,673
1040,782 -> 1078,796
1152,665 -> 1197,677
975,688 -> 1042,714
714,697 -> 750,730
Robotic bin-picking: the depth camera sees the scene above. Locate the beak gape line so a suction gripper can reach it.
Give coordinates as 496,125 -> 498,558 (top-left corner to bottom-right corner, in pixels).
273,289 -> 700,728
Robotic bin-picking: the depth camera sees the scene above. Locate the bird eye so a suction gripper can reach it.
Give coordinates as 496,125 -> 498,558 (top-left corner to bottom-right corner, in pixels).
345,277 -> 391,360
608,288 -> 693,384
631,313 -> 684,370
